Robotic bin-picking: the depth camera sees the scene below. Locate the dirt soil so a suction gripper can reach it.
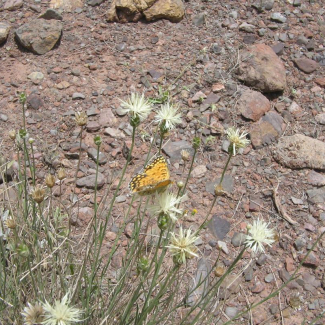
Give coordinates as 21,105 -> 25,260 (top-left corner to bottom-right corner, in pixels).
0,0 -> 325,324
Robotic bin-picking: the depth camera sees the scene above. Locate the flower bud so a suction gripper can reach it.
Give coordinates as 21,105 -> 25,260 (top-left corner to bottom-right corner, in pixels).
214,184 -> 225,196
75,111 -> 88,126
94,135 -> 102,146
158,212 -> 169,230
5,218 -> 16,230
45,174 -> 56,188
19,129 -> 27,138
177,181 -> 184,189
137,256 -> 150,274
192,137 -> 201,150
19,92 -> 27,104
181,149 -> 190,162
8,130 -> 16,140
57,168 -> 66,180
31,185 -> 45,204
215,266 -> 225,277
16,243 -> 29,257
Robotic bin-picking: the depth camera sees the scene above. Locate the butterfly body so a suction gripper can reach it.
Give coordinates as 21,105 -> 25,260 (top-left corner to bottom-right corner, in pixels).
129,155 -> 171,195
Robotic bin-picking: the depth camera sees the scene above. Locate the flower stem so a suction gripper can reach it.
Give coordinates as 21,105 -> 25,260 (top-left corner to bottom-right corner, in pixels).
69,126 -> 84,220
180,147 -> 197,197
219,151 -> 233,186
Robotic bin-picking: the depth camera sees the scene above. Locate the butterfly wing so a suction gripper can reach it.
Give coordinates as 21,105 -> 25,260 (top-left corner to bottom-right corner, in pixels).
129,156 -> 171,195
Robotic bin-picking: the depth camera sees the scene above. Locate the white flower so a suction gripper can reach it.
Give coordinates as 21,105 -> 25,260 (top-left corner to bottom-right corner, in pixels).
149,191 -> 186,222
155,102 -> 182,130
245,219 -> 275,254
225,127 -> 250,155
120,93 -> 152,122
167,227 -> 199,264
21,302 -> 45,325
42,292 -> 83,325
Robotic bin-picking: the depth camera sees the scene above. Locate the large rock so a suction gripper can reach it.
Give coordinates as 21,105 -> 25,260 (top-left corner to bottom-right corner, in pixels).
273,134 -> 325,170
236,44 -> 286,92
144,0 -> 184,22
106,0 -> 184,23
0,22 -> 11,44
15,19 -> 62,55
50,0 -> 84,11
238,89 -> 271,121
250,111 -> 285,148
3,0 -> 23,11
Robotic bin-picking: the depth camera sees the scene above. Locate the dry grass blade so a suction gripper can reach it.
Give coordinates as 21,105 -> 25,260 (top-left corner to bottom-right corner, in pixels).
272,183 -> 297,225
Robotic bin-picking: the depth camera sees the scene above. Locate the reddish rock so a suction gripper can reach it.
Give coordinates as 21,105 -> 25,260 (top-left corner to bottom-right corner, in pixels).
314,78 -> 325,88
250,111 -> 285,148
237,44 -> 286,92
294,58 -> 318,74
238,89 -> 271,121
285,257 -> 295,272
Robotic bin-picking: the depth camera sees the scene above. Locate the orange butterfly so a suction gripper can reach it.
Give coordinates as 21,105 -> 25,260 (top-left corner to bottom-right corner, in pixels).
129,155 -> 172,196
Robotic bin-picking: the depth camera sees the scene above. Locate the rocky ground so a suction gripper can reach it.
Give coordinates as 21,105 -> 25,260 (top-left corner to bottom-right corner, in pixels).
1,0 -> 325,324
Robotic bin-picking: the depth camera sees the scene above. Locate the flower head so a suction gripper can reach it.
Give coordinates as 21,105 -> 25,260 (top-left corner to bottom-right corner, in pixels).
244,219 -> 275,254
120,93 -> 152,123
57,168 -> 66,181
21,302 -> 45,325
167,227 -> 199,265
155,102 -> 182,131
149,191 -> 186,223
5,218 -> 16,230
225,127 -> 250,155
180,149 -> 190,162
31,185 -> 45,204
45,174 -> 56,188
42,292 -> 83,325
8,129 -> 16,140
74,112 -> 88,126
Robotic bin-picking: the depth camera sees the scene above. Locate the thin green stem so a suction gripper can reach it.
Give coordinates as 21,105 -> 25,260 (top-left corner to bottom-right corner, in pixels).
84,125 -> 137,314
219,151 -> 233,186
22,101 -> 26,130
195,196 -> 217,235
69,126 -> 84,219
180,147 -> 197,197
30,142 -> 36,185
145,125 -> 159,165
22,139 -> 29,219
93,143 -> 100,224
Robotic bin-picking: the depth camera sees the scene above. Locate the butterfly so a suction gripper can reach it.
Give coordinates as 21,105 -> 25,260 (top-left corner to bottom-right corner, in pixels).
129,155 -> 172,196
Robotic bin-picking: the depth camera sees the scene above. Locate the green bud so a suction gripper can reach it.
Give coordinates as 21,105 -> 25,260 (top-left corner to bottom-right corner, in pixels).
130,115 -> 140,128
94,135 -> 102,146
137,256 -> 150,274
16,243 -> 29,257
158,212 -> 169,230
228,143 -> 235,155
19,92 -> 27,104
192,137 -> 201,150
19,129 -> 27,138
